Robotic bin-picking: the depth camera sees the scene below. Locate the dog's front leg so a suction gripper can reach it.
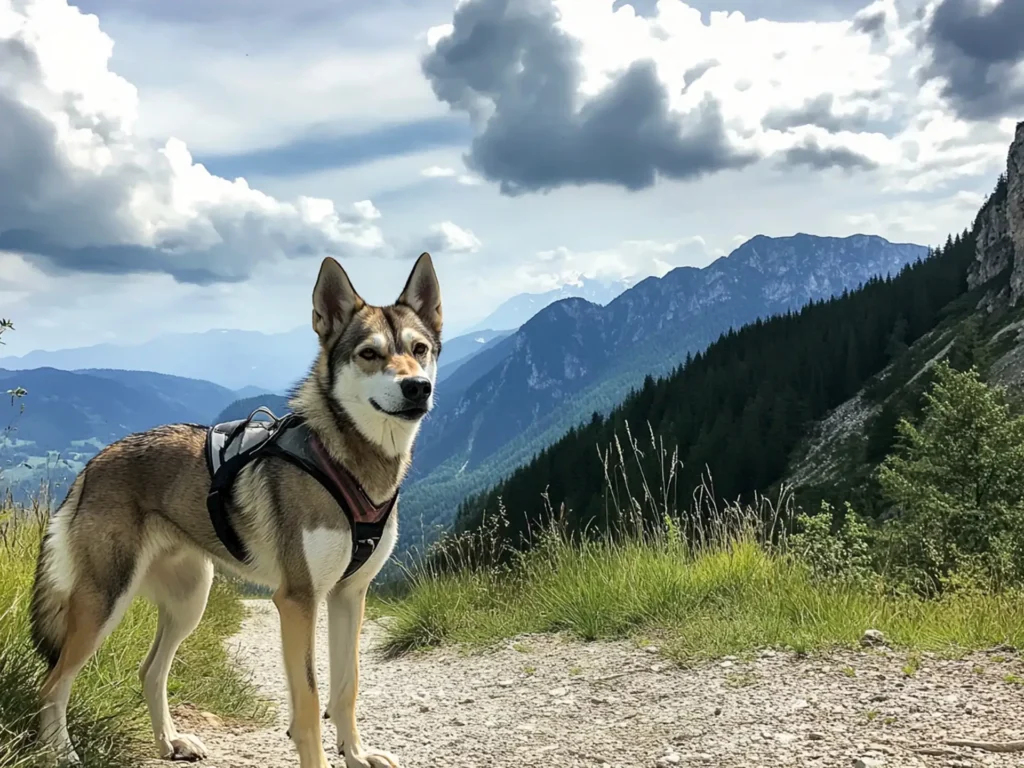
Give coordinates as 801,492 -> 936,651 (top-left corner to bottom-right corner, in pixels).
326,581 -> 399,768
273,588 -> 331,768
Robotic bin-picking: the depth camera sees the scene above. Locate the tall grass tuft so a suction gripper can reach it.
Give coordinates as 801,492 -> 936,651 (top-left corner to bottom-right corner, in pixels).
378,423 -> 1024,660
0,504 -> 268,768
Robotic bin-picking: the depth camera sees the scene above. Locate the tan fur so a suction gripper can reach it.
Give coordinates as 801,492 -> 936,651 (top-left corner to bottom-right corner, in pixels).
29,254 -> 441,767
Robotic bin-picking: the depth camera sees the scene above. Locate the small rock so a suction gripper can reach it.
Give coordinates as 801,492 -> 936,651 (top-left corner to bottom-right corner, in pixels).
451,718 -> 467,727
853,758 -> 884,768
497,679 -> 514,687
199,711 -> 223,727
808,732 -> 826,741
644,646 -> 661,655
860,629 -> 887,648
775,733 -> 797,745
655,754 -> 680,767
548,687 -> 568,697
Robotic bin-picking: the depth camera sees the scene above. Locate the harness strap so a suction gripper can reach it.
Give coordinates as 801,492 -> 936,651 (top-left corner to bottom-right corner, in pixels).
205,410 -> 397,580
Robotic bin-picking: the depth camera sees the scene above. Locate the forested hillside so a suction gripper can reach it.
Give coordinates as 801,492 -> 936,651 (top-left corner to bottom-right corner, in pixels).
399,234 -> 929,550
451,232 -> 975,551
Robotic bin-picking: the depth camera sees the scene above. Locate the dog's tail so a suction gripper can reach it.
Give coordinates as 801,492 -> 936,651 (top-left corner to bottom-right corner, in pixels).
29,478 -> 83,671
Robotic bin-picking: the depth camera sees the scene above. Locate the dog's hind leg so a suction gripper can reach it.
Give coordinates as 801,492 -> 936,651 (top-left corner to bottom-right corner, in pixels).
138,550 -> 214,761
326,581 -> 399,768
37,588 -> 108,766
274,586 -> 331,768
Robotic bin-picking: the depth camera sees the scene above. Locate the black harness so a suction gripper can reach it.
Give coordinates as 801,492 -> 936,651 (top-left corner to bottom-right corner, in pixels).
204,408 -> 398,581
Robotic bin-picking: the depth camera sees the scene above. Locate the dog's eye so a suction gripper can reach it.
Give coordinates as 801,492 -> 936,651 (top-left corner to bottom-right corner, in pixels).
358,348 -> 379,361
413,342 -> 429,357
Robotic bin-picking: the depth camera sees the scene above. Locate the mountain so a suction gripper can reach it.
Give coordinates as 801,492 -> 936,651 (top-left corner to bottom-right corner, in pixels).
77,369 -> 239,421
462,277 -> 632,334
396,233 -> 931,548
0,367 -> 237,501
437,329 -> 515,382
788,121 -> 1024,516
450,229 -> 974,554
0,327 -> 317,392
214,394 -> 292,423
444,122 -> 1024,557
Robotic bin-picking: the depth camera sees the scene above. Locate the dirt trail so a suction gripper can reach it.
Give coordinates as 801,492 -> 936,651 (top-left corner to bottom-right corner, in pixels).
185,599 -> 1024,767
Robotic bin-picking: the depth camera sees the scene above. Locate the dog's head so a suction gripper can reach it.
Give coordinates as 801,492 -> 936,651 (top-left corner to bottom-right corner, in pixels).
311,253 -> 442,455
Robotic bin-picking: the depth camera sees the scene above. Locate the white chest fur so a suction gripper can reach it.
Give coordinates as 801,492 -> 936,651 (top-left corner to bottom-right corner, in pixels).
301,528 -> 354,596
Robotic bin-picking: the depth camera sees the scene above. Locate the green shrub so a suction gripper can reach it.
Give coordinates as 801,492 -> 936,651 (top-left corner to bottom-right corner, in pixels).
878,361 -> 1024,592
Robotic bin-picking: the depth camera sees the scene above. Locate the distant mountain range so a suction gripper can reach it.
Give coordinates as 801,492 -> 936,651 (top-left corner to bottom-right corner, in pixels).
397,233 -> 932,549
0,328 -> 315,393
0,280 -> 626,392
0,368 -> 251,500
463,277 -> 633,333
0,233 -> 931,534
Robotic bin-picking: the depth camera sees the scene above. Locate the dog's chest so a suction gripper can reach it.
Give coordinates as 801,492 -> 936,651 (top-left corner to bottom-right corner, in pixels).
301,527 -> 353,595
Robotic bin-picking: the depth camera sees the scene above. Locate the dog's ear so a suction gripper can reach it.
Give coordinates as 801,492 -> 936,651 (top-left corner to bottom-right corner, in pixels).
397,252 -> 442,335
312,257 -> 364,340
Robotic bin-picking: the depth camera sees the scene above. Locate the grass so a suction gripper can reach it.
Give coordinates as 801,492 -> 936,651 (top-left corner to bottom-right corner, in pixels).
375,424 -> 1024,663
378,530 -> 1024,662
0,508 -> 268,768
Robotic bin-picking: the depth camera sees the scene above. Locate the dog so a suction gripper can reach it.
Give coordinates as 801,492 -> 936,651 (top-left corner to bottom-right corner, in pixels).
29,253 -> 442,768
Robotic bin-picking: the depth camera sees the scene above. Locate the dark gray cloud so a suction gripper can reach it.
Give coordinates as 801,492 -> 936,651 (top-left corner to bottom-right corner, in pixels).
918,0 -> 1024,120
421,0 -> 756,196
782,138 -> 879,171
852,7 -> 887,36
763,94 -> 872,133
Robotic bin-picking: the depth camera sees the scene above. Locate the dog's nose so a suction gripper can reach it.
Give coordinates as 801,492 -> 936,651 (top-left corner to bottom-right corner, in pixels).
400,376 -> 432,404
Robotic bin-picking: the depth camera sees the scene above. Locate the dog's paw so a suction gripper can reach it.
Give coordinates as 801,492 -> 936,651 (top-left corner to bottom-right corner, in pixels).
344,748 -> 400,768
163,734 -> 208,761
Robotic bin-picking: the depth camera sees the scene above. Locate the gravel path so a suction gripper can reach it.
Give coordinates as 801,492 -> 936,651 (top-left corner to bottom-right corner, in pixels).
184,599 -> 1024,768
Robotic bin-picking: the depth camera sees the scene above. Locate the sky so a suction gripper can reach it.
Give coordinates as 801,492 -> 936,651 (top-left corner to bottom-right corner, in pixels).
0,0 -> 1020,355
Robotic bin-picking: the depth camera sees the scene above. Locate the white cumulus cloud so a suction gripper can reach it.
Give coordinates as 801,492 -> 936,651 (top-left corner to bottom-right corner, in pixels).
517,237 -> 711,293
0,0 -> 394,284
421,221 -> 482,255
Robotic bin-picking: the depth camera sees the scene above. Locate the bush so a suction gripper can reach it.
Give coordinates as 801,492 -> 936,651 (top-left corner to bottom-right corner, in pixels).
878,361 -> 1024,592
789,500 -> 874,585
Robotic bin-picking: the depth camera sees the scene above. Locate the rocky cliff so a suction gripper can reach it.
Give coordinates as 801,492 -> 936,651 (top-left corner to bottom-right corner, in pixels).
968,121 -> 1024,301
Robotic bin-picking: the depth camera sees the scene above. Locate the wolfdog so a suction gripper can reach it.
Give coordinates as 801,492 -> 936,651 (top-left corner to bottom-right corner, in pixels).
29,254 -> 443,768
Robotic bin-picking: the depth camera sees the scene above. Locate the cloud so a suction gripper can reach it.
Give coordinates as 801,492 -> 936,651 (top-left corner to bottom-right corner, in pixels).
0,0 -> 398,284
517,237 -> 710,292
763,94 -> 872,133
420,221 -> 482,254
916,0 -> 1024,120
196,117 -> 470,179
420,165 -> 483,185
421,0 -> 757,196
421,0 -> 923,195
782,137 -> 879,171
421,165 -> 458,178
